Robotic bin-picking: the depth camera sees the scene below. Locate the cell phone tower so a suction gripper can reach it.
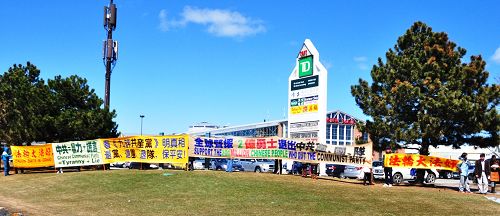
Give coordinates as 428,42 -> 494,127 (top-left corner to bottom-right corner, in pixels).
102,0 -> 118,109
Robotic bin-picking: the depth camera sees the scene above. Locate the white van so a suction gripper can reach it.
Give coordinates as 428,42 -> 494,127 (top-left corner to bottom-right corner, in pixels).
372,161 -> 438,184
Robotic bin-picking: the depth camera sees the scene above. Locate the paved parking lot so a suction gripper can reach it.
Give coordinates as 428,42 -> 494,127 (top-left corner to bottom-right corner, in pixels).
434,179 -> 499,195
435,178 -> 461,187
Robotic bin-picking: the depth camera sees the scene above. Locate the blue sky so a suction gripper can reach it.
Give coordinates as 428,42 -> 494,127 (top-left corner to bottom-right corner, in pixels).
0,0 -> 499,135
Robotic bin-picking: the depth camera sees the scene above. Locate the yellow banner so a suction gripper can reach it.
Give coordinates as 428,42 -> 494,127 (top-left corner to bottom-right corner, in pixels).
11,144 -> 55,168
383,153 -> 459,171
100,135 -> 189,165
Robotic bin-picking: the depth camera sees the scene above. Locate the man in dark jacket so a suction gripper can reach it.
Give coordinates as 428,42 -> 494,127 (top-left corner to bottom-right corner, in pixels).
475,153 -> 491,194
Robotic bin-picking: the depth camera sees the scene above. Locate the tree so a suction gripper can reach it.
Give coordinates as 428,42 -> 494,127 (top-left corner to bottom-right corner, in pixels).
46,75 -> 119,142
0,62 -> 48,145
0,62 -> 120,145
351,22 -> 499,155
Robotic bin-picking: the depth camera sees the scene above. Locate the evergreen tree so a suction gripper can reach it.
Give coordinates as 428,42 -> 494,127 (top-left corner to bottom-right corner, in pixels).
0,62 -> 47,145
0,62 -> 120,145
46,75 -> 120,142
351,22 -> 499,155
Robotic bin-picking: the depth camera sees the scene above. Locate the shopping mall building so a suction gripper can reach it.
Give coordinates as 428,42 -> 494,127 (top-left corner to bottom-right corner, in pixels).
188,110 -> 369,149
187,110 -> 371,176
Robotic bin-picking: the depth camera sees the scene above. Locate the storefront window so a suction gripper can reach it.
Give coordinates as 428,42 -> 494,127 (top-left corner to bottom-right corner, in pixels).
346,125 -> 352,141
339,125 -> 345,140
326,124 -> 331,139
332,124 -> 338,140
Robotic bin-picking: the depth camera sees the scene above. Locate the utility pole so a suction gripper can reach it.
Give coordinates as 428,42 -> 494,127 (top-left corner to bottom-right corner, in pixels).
103,0 -> 118,109
140,115 -> 145,136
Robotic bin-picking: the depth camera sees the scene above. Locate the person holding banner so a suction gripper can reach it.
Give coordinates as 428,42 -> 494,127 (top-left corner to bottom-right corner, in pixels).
474,153 -> 491,194
1,146 -> 11,176
277,159 -> 283,175
362,165 -> 372,186
273,159 -> 283,175
383,148 -> 393,187
457,153 -> 471,193
301,163 -> 309,178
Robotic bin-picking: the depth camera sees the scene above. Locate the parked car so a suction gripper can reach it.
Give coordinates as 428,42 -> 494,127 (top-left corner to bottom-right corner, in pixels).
372,161 -> 384,180
438,169 -> 454,179
210,159 -> 244,171
372,161 -> 438,184
438,162 -> 463,179
343,165 -> 364,179
281,161 -> 305,175
192,158 -> 206,170
452,164 -> 476,182
111,162 -> 128,168
129,162 -> 158,169
391,168 -> 438,184
234,159 -> 274,173
326,164 -> 346,178
122,162 -> 131,168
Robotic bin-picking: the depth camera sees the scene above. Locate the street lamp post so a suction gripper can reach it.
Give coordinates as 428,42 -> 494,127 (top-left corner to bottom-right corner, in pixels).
140,115 -> 145,135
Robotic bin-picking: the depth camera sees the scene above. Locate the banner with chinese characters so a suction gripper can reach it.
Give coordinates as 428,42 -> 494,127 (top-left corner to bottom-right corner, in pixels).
383,153 -> 459,171
11,144 -> 55,168
100,135 -> 189,164
52,140 -> 103,168
189,136 -> 372,166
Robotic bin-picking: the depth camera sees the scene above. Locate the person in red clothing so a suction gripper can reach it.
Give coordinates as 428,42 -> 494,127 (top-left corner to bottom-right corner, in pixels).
489,155 -> 498,193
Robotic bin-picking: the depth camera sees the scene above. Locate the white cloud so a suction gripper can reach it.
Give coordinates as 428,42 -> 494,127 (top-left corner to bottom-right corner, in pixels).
159,6 -> 265,38
354,56 -> 369,70
353,56 -> 367,62
158,9 -> 169,31
492,47 -> 500,64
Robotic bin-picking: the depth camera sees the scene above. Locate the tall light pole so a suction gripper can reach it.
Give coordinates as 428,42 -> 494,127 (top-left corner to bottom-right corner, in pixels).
103,0 -> 118,109
140,115 -> 145,136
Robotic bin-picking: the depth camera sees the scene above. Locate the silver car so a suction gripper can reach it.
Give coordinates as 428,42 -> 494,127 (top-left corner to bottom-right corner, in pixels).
373,161 -> 385,179
343,165 -> 364,179
235,159 -> 274,173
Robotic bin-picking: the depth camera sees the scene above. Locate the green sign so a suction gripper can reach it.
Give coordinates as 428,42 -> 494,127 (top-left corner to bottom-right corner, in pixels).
298,56 -> 313,77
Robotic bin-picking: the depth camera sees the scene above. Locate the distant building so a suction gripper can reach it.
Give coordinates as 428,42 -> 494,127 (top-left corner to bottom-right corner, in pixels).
188,110 -> 369,146
188,110 -> 370,176
187,122 -> 221,134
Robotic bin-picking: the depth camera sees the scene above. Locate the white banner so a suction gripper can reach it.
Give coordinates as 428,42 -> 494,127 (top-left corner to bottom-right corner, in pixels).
52,140 -> 103,168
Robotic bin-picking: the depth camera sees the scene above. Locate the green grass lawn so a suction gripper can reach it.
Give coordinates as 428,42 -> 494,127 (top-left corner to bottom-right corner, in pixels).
0,170 -> 498,215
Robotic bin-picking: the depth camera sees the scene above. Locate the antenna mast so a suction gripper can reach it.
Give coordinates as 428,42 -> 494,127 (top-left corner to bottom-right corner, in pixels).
103,0 -> 118,109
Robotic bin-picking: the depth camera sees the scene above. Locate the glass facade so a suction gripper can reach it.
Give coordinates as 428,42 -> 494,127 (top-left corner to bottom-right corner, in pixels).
339,125 -> 345,141
326,111 -> 357,146
326,124 -> 331,139
346,125 -> 352,141
332,125 -> 338,141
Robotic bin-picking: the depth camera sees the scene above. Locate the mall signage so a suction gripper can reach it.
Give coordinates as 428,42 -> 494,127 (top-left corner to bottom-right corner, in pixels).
288,39 -> 328,143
